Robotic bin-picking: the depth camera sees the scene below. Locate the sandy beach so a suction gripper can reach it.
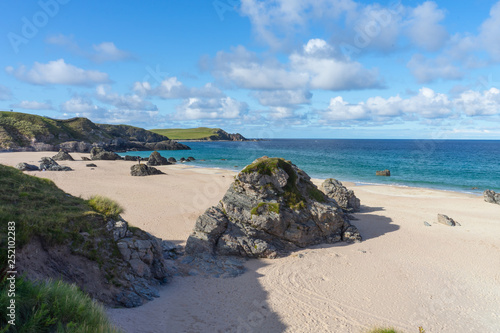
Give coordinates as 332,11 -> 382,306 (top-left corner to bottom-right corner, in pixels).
2,152 -> 499,333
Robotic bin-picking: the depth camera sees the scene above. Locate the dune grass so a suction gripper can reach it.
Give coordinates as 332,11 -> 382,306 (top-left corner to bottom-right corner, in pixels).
150,127 -> 220,140
87,195 -> 124,220
0,276 -> 121,333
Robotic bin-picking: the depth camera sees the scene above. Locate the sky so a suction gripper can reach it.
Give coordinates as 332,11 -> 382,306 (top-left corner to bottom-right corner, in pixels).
1,0 -> 500,139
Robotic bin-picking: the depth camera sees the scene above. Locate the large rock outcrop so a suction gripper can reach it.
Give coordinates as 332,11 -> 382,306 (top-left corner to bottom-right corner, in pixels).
39,157 -> 72,171
185,157 -> 361,259
130,164 -> 165,176
320,178 -> 361,212
147,151 -> 171,166
484,190 -> 500,205
90,147 -> 122,160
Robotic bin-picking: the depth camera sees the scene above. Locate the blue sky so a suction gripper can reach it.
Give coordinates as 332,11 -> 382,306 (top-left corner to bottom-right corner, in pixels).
1,0 -> 500,139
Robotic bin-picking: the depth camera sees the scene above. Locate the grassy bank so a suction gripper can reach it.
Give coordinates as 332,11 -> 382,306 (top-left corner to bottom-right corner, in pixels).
150,127 -> 220,140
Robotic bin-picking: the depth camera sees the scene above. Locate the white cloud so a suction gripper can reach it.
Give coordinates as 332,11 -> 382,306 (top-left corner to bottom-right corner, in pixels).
60,96 -> 106,115
175,97 -> 248,120
407,54 -> 463,83
11,100 -> 53,110
478,1 -> 500,62
210,41 -> 382,92
321,87 -> 500,123
95,85 -> 157,111
0,84 -> 12,100
406,1 -> 449,52
133,77 -> 223,99
91,42 -> 132,63
46,34 -> 132,63
6,59 -> 110,86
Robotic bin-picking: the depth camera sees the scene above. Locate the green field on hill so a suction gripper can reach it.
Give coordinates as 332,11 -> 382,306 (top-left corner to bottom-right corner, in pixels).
150,127 -> 220,140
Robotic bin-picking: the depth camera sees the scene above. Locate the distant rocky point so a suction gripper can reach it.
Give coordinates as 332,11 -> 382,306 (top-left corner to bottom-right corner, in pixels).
150,127 -> 253,141
186,156 -> 361,259
0,111 -> 190,152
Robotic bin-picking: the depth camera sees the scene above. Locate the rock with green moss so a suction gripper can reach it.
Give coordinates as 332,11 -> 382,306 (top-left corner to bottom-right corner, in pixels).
52,149 -> 74,161
186,156 -> 361,259
147,151 -> 171,166
130,164 -> 165,176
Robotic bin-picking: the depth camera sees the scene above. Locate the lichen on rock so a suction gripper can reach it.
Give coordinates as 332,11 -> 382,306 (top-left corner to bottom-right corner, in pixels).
186,156 -> 361,259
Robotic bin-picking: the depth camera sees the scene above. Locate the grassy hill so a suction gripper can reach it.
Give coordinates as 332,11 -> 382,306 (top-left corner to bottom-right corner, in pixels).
0,111 -> 189,151
150,127 -> 221,140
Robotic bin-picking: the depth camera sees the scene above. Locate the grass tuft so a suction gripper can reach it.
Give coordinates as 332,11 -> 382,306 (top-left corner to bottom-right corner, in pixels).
0,276 -> 121,332
87,196 -> 124,219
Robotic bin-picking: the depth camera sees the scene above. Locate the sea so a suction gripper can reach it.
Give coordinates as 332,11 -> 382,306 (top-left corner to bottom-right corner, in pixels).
118,139 -> 500,194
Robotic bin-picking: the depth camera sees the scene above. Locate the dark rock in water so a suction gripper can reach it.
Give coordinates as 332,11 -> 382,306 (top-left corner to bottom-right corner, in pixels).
15,162 -> 39,171
144,140 -> 191,151
131,164 -> 165,176
82,156 -> 91,161
376,169 -> 391,176
185,156 -> 361,259
86,163 -> 97,167
168,157 -> 177,163
90,147 -> 121,160
124,155 -> 141,161
180,157 -> 186,162
437,214 -> 458,226
147,151 -> 171,166
187,156 -> 195,161
52,149 -> 74,161
484,190 -> 500,205
39,157 -> 72,171
320,178 -> 361,212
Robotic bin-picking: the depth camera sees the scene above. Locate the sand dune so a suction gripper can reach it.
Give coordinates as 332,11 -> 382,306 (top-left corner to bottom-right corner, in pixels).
2,152 -> 499,332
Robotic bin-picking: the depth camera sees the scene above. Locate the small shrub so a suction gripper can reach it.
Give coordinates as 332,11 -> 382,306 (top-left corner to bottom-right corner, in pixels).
87,196 -> 124,219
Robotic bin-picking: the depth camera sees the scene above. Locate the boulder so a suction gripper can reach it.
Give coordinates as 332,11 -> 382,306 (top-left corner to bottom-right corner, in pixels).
147,151 -> 171,166
180,157 -> 186,162
15,162 -> 39,171
187,156 -> 195,162
484,190 -> 500,205
124,155 -> 141,161
376,169 -> 391,176
185,157 -> 361,259
39,157 -> 72,171
437,214 -> 459,227
167,157 -> 177,163
131,164 -> 165,176
90,147 -> 121,160
86,163 -> 97,167
52,149 -> 74,161
320,178 -> 361,212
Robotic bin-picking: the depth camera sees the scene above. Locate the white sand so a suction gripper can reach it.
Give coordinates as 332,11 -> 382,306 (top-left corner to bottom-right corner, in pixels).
2,152 -> 499,333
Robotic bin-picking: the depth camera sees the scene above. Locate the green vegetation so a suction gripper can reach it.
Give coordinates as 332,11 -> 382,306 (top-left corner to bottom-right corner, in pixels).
88,195 -> 124,220
307,185 -> 326,203
242,157 -> 307,210
0,276 -> 120,333
250,202 -> 280,215
150,127 -> 220,140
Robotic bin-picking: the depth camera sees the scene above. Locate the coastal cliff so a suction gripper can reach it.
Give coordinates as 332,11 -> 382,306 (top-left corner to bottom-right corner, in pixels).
0,111 -> 190,152
150,127 -> 250,141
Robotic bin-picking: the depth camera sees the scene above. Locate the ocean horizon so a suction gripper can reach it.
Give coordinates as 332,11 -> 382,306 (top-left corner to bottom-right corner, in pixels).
118,138 -> 500,194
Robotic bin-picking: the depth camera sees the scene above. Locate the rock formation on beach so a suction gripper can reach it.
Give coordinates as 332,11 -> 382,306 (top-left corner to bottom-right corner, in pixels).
15,162 -> 39,171
484,190 -> 500,205
130,164 -> 165,176
52,149 -> 74,161
320,178 -> 361,212
90,147 -> 122,160
437,214 -> 460,226
185,157 -> 361,259
147,151 -> 171,166
39,157 -> 72,171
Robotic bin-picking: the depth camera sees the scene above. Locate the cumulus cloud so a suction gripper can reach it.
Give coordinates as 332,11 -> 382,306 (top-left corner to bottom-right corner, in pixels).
478,1 -> 500,62
6,59 -> 110,86
406,1 -> 449,52
407,54 -> 463,83
209,41 -> 382,92
11,100 -> 53,110
95,85 -> 157,111
0,84 -> 12,100
175,97 -> 248,120
46,34 -> 133,63
133,77 -> 223,99
321,87 -> 500,124
253,90 -> 312,106
60,96 -> 107,116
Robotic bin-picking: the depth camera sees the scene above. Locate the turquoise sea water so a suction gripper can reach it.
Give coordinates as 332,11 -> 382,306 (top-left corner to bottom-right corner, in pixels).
118,139 -> 500,194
